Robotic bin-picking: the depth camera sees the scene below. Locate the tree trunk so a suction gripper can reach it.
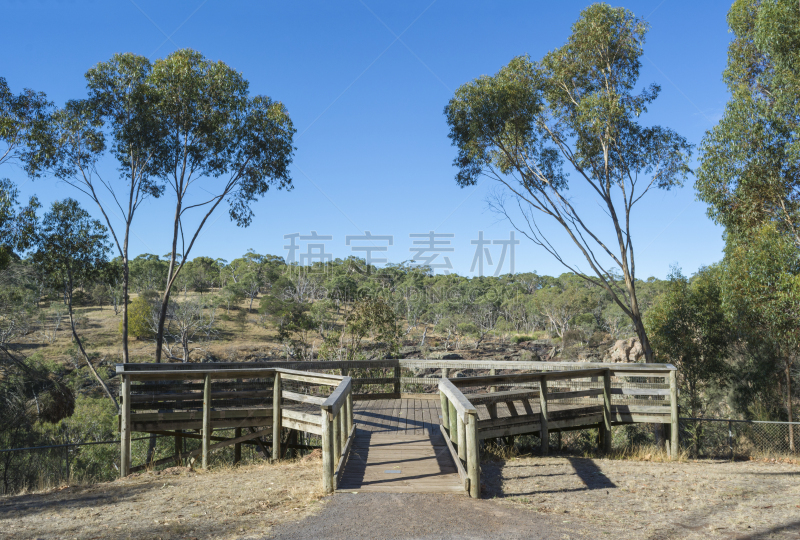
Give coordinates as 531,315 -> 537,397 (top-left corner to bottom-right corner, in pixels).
64,278 -> 119,413
787,360 -> 795,452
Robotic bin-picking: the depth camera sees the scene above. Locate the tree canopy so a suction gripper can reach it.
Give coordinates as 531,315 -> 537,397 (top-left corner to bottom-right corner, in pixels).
444,3 -> 692,362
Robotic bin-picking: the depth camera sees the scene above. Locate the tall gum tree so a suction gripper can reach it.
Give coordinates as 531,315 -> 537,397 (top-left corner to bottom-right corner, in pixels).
52,54 -> 165,365
696,0 -> 800,449
148,49 -> 295,363
32,198 -> 118,411
444,4 -> 692,363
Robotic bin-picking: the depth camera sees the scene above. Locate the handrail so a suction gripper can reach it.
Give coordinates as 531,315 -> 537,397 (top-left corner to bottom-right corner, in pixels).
438,378 -> 477,422
447,367 -> 609,387
321,377 -> 352,416
116,359 -> 677,373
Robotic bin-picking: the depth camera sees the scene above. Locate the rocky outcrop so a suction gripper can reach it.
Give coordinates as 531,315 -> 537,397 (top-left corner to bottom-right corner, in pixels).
602,337 -> 643,363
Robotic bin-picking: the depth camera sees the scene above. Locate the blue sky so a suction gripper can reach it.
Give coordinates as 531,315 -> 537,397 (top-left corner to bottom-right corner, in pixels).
3,1 -> 732,279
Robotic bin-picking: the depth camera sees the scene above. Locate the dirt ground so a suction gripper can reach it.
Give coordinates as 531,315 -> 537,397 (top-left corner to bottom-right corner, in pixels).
0,457 -> 324,540
3,455 -> 799,540
483,456 -> 800,539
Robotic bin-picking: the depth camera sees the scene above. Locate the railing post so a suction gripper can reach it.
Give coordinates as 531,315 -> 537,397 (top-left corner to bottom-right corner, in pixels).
339,404 -> 347,452
346,391 -> 354,435
489,367 -> 497,394
602,369 -> 612,453
539,377 -> 549,456
440,393 -> 449,431
272,372 -> 282,461
457,414 -> 466,461
175,430 -> 183,466
448,400 -> 458,444
234,427 -> 242,464
393,365 -> 401,396
670,369 -> 679,459
466,412 -> 480,498
321,409 -> 333,493
440,369 -> 450,431
202,374 -> 212,469
120,374 -> 131,478
333,410 -> 341,463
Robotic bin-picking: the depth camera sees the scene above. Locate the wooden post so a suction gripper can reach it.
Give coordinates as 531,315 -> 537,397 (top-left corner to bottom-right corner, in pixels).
202,374 -> 211,469
234,427 -> 242,464
448,401 -> 458,444
321,410 -> 334,493
175,430 -> 183,466
539,378 -> 549,456
287,430 -> 298,459
346,391 -> 354,434
120,375 -> 131,477
669,369 -> 679,459
602,369 -> 612,453
393,365 -> 401,396
338,405 -> 347,452
466,412 -> 480,498
457,415 -> 466,461
487,369 -> 497,446
272,372 -> 282,461
440,369 -> 450,431
332,411 -> 341,462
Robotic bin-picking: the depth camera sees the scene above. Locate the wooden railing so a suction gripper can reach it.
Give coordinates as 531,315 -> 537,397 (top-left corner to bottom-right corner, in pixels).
117,359 -> 676,496
438,365 -> 678,498
117,366 -> 354,493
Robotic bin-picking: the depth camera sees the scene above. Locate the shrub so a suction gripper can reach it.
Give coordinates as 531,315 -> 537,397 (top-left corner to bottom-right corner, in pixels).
512,335 -> 534,344
120,296 -> 154,339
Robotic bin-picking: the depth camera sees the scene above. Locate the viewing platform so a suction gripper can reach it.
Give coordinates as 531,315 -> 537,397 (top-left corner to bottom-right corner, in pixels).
116,359 -> 678,498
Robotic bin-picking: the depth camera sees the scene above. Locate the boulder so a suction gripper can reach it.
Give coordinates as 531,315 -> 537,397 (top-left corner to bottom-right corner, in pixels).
602,337 -> 644,363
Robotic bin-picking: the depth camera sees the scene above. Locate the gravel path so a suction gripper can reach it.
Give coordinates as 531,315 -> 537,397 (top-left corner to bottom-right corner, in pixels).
264,492 -> 589,540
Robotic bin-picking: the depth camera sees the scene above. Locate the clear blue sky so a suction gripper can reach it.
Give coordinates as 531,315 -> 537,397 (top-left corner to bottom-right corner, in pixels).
4,1 -> 732,279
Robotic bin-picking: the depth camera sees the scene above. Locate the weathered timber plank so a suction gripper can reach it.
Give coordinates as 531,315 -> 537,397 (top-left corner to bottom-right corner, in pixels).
282,391 -> 326,406
438,379 -> 476,422
439,424 -> 469,492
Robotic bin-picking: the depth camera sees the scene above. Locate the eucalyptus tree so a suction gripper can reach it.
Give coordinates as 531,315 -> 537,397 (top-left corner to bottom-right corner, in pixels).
645,267 -> 729,421
723,224 -> 799,450
0,179 -> 39,270
32,198 -> 117,411
52,54 -> 164,364
148,49 -> 296,362
0,76 -> 58,175
1,77 -> 55,269
696,0 -> 800,246
444,4 -> 692,362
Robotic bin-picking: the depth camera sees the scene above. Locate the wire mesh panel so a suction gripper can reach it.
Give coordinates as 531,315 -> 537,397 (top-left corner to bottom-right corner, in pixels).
679,418 -> 800,458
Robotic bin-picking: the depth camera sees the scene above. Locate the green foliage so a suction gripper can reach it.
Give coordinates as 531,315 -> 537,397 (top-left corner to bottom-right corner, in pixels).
444,4 -> 692,362
696,0 -> 800,246
122,296 -> 154,339
32,198 -> 110,295
0,76 -> 59,178
258,294 -> 312,341
646,266 -> 730,417
0,179 -> 40,270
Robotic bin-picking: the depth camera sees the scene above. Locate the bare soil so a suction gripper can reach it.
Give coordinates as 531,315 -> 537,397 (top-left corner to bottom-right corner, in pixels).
483,456 -> 800,539
0,457 -> 324,540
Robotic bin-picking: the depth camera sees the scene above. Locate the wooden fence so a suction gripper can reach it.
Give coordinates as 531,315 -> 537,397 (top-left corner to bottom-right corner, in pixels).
116,359 -> 676,496
437,365 -> 678,497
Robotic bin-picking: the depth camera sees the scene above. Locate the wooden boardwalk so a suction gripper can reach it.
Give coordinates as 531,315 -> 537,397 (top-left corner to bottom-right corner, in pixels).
337,399 -> 465,493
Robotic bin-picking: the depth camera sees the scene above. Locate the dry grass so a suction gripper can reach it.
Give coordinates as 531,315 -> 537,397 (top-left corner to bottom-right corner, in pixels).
0,456 -> 326,539
17,293 -> 288,365
483,455 -> 800,539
